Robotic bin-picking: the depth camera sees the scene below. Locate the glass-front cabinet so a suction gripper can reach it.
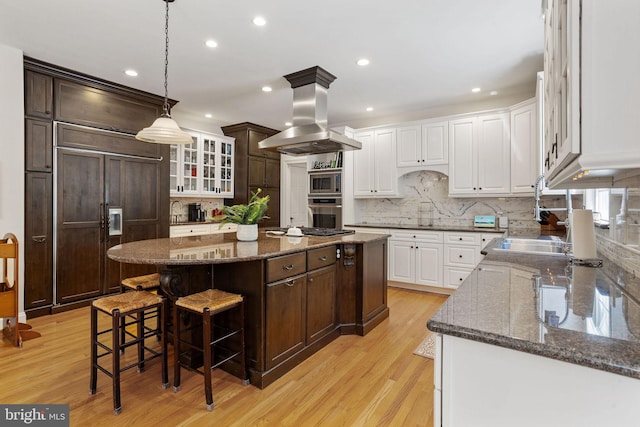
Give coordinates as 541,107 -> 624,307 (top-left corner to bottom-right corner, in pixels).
170,130 -> 235,198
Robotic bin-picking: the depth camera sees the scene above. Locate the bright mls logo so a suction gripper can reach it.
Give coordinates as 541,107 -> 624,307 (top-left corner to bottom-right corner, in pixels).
1,405 -> 69,426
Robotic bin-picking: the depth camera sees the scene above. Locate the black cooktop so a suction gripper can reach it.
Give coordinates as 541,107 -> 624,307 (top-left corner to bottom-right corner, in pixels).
268,227 -> 355,237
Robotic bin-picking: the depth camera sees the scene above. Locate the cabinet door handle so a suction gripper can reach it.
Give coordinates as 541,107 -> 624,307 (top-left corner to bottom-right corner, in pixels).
308,277 -> 314,283
459,277 -> 463,281
32,236 -> 47,243
282,264 -> 294,271
285,280 -> 295,287
319,256 -> 328,261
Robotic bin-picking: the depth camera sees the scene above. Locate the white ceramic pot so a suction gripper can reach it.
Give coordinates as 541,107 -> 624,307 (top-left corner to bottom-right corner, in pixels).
236,224 -> 258,241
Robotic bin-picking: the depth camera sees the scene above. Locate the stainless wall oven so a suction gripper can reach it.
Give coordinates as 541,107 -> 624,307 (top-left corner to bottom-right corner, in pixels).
308,197 -> 342,229
309,171 -> 341,196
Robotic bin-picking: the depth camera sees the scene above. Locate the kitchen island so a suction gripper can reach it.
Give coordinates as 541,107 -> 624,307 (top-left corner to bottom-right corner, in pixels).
107,230 -> 389,388
428,238 -> 640,426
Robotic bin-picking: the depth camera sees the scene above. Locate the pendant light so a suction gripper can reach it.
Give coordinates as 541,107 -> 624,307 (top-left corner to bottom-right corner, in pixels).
136,0 -> 192,144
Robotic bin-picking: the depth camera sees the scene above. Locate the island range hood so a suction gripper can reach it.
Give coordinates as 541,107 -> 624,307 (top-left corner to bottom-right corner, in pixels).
258,66 -> 362,155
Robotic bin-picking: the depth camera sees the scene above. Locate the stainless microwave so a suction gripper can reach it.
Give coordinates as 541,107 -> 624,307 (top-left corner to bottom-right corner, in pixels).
309,171 -> 341,195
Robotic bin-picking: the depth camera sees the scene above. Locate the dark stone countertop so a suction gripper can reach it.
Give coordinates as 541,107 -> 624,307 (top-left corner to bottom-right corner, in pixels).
107,230 -> 387,265
428,237 -> 640,379
345,222 -> 507,234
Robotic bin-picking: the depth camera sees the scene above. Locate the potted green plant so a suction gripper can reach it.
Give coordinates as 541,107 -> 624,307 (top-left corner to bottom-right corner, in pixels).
213,188 -> 270,241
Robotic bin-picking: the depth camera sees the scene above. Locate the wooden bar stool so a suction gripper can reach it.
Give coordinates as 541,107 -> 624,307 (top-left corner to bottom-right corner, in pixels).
120,273 -> 162,346
90,291 -> 168,415
173,289 -> 248,411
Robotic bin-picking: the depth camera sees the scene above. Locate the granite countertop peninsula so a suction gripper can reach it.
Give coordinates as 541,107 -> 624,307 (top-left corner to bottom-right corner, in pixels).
107,230 -> 387,266
428,237 -> 640,379
345,222 -> 507,234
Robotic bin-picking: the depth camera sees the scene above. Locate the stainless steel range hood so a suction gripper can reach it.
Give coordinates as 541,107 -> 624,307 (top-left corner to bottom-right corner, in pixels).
259,66 -> 362,155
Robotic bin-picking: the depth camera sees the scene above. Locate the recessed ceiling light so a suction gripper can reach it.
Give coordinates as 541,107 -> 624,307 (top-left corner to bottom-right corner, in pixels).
205,39 -> 218,48
356,58 -> 370,66
262,86 -> 272,92
471,87 -> 481,93
124,69 -> 138,77
285,122 -> 292,127
366,107 -> 374,112
253,16 -> 266,26
205,113 -> 212,119
489,90 -> 498,96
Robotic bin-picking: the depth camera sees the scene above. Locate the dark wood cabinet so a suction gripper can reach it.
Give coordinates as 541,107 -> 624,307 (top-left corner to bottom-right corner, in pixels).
56,150 -> 104,303
24,172 -> 53,310
214,241 -> 387,388
306,264 -> 337,344
24,70 -> 53,119
23,58 -> 169,315
265,273 -> 307,370
358,239 -> 389,334
54,78 -> 162,134
56,135 -> 166,303
25,118 -> 53,172
222,122 -> 281,227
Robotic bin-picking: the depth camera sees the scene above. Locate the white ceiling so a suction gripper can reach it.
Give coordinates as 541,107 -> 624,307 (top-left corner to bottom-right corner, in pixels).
0,0 -> 544,132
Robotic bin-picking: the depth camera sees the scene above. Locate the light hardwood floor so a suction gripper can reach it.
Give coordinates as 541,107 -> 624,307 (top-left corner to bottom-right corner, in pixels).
0,287 -> 447,426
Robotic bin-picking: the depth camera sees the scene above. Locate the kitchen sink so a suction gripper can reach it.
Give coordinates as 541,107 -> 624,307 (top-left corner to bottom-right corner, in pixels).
495,237 -> 569,256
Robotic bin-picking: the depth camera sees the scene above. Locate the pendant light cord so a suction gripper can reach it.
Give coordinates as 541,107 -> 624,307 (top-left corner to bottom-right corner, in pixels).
163,0 -> 170,117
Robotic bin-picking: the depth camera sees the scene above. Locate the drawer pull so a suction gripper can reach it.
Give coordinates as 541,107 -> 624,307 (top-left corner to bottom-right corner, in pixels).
285,280 -> 295,287
459,255 -> 463,258
32,235 -> 47,243
318,256 -> 328,261
459,277 -> 463,281
459,237 -> 463,241
282,264 -> 294,271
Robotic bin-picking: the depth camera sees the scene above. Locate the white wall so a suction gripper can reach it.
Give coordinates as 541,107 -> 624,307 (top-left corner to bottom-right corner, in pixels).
0,43 -> 25,321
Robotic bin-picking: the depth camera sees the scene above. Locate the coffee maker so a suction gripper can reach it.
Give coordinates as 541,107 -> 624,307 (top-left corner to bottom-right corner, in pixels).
188,203 -> 202,222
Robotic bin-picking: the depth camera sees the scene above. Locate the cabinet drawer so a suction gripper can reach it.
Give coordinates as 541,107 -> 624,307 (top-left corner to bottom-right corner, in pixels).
444,232 -> 482,246
210,223 -> 238,234
307,246 -> 337,271
444,245 -> 480,268
443,267 -> 473,289
170,224 -> 210,237
266,252 -> 306,283
393,230 -> 443,243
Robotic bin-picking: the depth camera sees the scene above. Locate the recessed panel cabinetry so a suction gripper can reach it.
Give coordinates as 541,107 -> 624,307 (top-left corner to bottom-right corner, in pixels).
222,123 -> 280,228
448,113 -> 510,196
396,120 -> 448,168
443,232 -> 482,289
264,247 -> 337,370
353,128 -> 399,197
389,231 -> 443,287
510,99 -> 538,194
170,130 -> 234,198
542,1 -> 640,188
23,58 -> 169,316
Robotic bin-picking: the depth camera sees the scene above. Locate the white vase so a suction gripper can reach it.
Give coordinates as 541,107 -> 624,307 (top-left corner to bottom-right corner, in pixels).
236,224 -> 258,241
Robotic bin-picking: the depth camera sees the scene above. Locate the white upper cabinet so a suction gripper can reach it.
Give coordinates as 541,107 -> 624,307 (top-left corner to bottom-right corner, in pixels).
448,117 -> 476,195
396,120 -> 448,169
448,113 -> 510,197
510,99 -> 538,194
353,128 -> 399,197
543,0 -> 640,188
170,130 -> 235,198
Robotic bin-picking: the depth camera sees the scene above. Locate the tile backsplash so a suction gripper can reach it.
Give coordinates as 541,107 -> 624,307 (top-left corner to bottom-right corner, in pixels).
170,197 -> 224,223
354,171 -> 571,230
